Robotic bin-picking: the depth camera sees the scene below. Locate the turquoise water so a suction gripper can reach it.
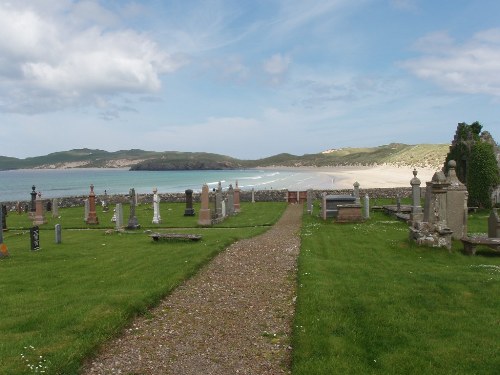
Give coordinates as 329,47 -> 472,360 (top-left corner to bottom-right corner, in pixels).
0,168 -> 331,202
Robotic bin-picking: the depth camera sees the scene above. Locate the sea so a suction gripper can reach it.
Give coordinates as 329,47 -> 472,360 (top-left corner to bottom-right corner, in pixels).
0,168 -> 335,202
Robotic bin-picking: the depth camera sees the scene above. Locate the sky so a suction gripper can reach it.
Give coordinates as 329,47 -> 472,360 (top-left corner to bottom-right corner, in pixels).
1,0 -> 500,160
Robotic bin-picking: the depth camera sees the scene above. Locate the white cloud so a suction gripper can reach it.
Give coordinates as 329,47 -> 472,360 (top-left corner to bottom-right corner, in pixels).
0,2 -> 184,114
401,29 -> 500,96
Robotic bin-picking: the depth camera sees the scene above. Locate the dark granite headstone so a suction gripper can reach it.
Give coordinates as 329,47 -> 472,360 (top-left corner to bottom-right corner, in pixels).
184,189 -> 195,216
30,226 -> 40,251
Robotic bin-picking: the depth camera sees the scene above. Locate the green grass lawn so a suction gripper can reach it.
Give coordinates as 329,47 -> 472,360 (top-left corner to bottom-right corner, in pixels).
292,207 -> 500,374
0,202 -> 287,374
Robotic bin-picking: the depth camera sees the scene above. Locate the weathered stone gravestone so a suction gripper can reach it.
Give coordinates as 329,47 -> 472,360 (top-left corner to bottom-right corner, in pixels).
55,224 -> 62,244
1,204 -> 7,231
0,207 -> 9,258
307,189 -> 313,214
102,190 -> 109,212
29,185 -> 37,218
353,181 -> 360,204
52,198 -> 59,218
363,194 -> 370,220
489,209 -> 500,238
83,199 -> 89,222
30,226 -> 40,251
444,160 -> 468,239
33,192 -> 47,225
410,169 -> 423,223
126,188 -> 140,229
16,202 -> 22,215
152,188 -> 162,224
234,181 -> 241,213
184,189 -> 195,216
198,184 -> 211,226
226,185 -> 234,216
215,182 -> 223,219
46,200 -> 52,212
86,185 -> 99,225
321,194 -> 356,219
221,200 -> 226,218
251,188 -> 255,203
114,203 -> 124,230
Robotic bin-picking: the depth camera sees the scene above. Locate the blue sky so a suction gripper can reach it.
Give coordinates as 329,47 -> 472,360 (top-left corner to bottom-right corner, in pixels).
1,0 -> 499,159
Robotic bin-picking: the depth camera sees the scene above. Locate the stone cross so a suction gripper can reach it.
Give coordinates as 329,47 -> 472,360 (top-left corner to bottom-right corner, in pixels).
152,187 -> 162,224
198,184 -> 211,226
86,184 -> 99,225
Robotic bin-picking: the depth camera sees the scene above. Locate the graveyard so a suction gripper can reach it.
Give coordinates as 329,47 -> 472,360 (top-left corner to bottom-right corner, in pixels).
0,181 -> 499,373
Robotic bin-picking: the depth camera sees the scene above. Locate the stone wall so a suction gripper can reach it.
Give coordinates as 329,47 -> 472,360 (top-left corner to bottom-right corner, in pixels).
3,187 -> 416,210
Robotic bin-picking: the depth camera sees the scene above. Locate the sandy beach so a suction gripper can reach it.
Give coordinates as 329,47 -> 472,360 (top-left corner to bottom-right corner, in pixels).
264,165 -> 440,190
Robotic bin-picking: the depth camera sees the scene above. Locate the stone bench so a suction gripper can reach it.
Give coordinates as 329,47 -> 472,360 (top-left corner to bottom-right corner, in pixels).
150,233 -> 202,242
460,236 -> 500,255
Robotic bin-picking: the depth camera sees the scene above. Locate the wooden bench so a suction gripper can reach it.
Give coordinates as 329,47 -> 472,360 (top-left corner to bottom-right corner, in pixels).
460,236 -> 500,255
150,233 -> 202,242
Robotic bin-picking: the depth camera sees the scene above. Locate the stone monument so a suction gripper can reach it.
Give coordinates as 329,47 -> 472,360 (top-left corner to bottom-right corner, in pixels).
55,224 -> 62,244
489,209 -> 500,238
33,192 -> 47,225
152,188 -> 162,224
444,160 -> 468,240
86,184 -> 99,225
126,188 -> 140,229
52,198 -> 59,218
198,184 -> 211,226
234,181 -> 241,213
226,185 -> 234,216
29,185 -> 37,218
184,189 -> 195,216
410,169 -> 423,223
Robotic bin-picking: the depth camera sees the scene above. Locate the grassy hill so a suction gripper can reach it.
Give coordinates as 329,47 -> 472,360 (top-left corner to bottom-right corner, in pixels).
0,144 -> 450,171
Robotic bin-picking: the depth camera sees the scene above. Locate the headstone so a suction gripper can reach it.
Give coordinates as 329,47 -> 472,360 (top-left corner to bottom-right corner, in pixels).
102,190 -> 109,212
0,210 -> 7,258
46,200 -> 52,212
251,188 -> 255,203
221,200 -> 226,218
126,188 -> 140,229
410,169 -> 423,222
322,194 -> 356,219
226,185 -> 234,216
16,201 -> 22,215
152,187 -> 162,224
184,189 -> 195,216
83,199 -> 89,222
55,224 -> 62,244
364,194 -> 370,219
307,189 -> 313,214
86,184 -> 99,225
114,203 -> 123,230
216,182 -> 223,219
488,209 -> 500,238
30,226 -> 40,251
234,180 -> 241,213
353,181 -> 360,204
444,160 -> 468,240
29,185 -> 37,218
33,192 -> 47,225
198,184 -> 211,226
1,204 -> 6,231
52,198 -> 59,218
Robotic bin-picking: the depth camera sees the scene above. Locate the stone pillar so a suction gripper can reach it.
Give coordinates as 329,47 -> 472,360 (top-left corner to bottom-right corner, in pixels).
55,224 -> 62,244
322,192 -> 327,220
115,203 -> 123,230
216,182 -> 223,218
307,189 -> 313,214
234,180 -> 241,213
83,199 -> 89,222
445,160 -> 468,240
227,185 -> 234,216
184,189 -> 195,216
126,188 -> 140,229
488,209 -> 500,238
52,198 -> 59,218
86,184 -> 99,225
33,192 -> 47,225
364,194 -> 370,219
251,188 -> 255,203
353,181 -> 360,204
152,188 -> 162,224
198,184 -> 211,226
102,190 -> 109,212
410,169 -> 423,223
0,205 -> 7,257
29,185 -> 37,218
222,200 -> 226,217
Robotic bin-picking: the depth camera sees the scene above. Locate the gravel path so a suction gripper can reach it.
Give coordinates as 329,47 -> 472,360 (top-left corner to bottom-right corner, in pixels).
82,203 -> 303,375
